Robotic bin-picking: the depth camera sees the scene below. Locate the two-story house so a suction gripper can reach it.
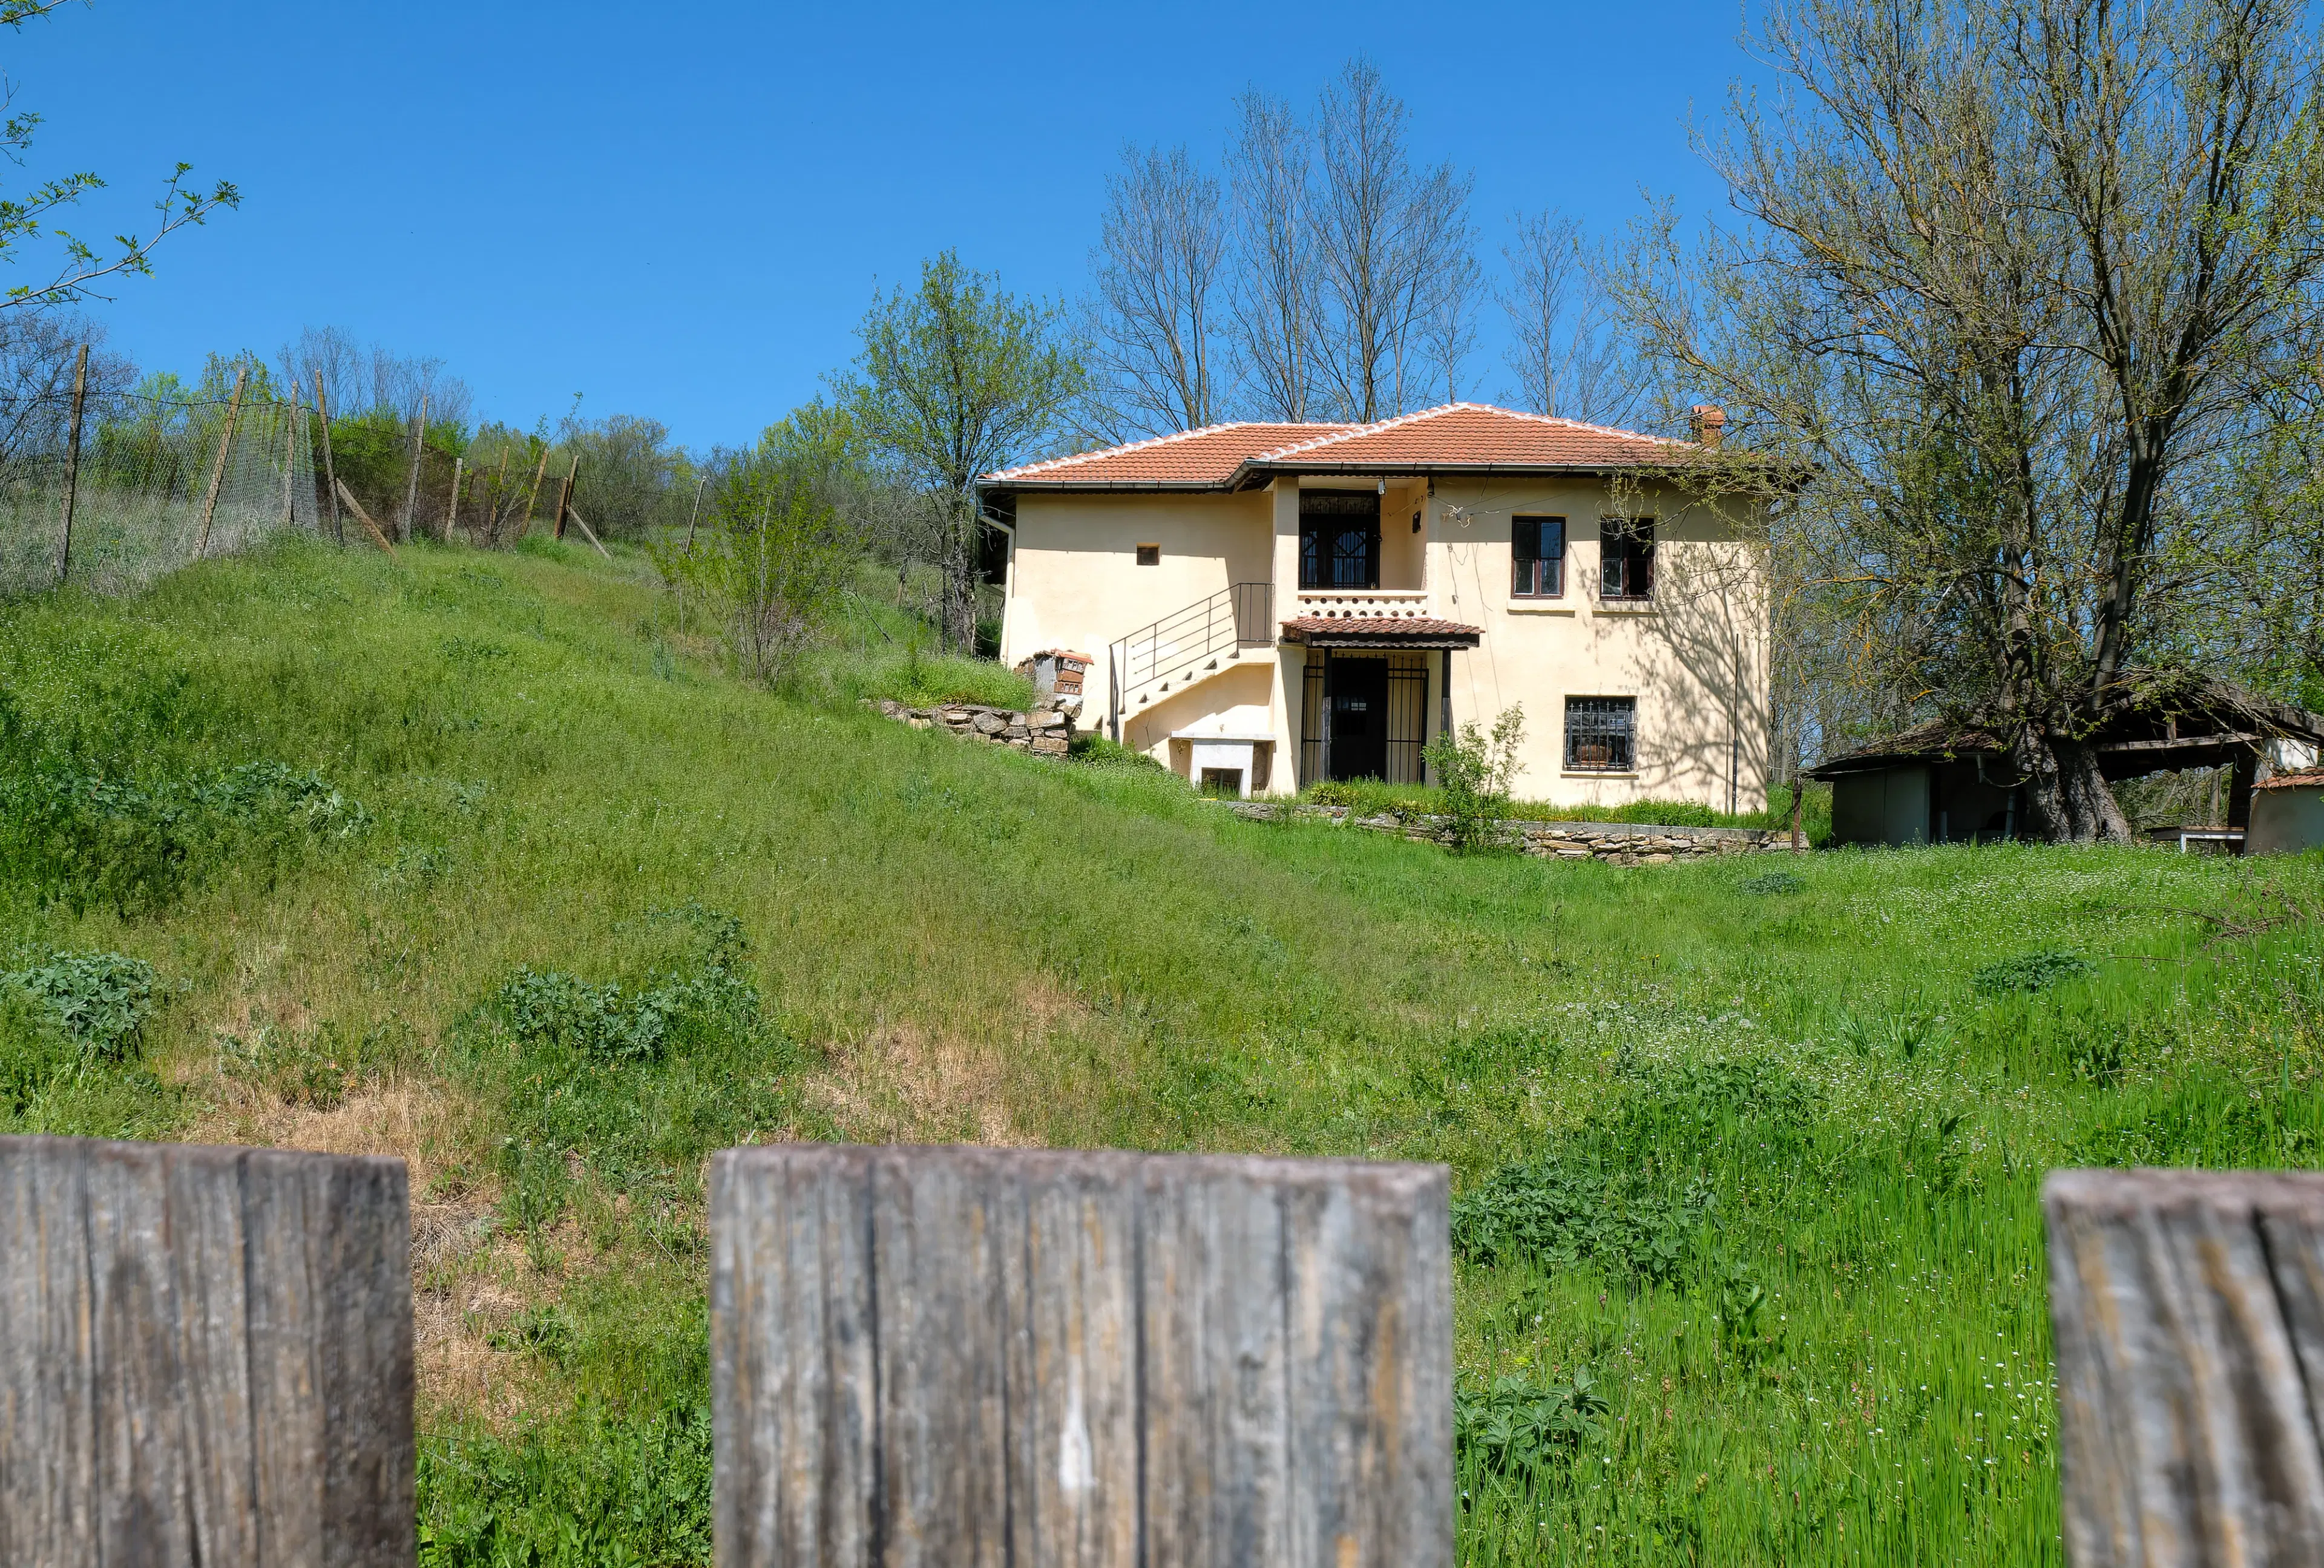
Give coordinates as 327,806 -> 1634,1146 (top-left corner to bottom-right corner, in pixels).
980,402 -> 1768,809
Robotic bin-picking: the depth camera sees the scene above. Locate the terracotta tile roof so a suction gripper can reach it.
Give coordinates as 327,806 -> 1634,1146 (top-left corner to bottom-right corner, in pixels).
984,422 -> 1348,487
1279,614 -> 1483,646
982,404 -> 1693,490
2259,769 -> 2324,790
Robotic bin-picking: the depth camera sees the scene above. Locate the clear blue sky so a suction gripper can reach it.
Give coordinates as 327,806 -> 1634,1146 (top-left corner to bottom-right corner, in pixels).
15,1 -> 1756,451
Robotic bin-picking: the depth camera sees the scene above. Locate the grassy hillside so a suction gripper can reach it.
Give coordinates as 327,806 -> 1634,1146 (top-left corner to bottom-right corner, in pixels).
1,538 -> 2319,1566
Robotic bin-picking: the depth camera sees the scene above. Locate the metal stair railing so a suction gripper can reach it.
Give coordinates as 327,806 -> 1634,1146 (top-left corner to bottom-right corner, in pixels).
1108,582 -> 1272,741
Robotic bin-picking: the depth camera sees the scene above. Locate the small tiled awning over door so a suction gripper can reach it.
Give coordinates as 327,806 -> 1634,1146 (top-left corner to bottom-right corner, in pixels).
1287,617 -> 1481,788
1278,615 -> 1482,650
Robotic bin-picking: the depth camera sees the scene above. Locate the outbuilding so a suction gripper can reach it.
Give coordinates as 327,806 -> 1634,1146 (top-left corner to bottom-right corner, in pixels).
2250,770 -> 2324,856
1808,681 -> 2324,850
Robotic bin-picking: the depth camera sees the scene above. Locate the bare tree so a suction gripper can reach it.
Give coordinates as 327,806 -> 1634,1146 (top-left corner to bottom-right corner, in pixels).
1309,59 -> 1475,421
1612,0 -> 2324,842
279,326 -> 363,416
1418,249 -> 1482,404
1225,91 -> 1322,422
1499,211 -> 1640,426
1088,145 -> 1227,435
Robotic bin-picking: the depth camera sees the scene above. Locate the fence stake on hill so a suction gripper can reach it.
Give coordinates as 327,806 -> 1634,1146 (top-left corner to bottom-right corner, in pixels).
2045,1169 -> 2324,1566
565,506 -> 611,559
521,444 -> 550,538
335,477 -> 395,555
0,1135 -> 416,1566
194,365 -> 249,558
447,456 -> 462,541
53,342 -> 87,586
399,393 -> 427,545
280,389 -> 298,526
553,456 -> 573,540
315,379 -> 343,545
711,1143 -> 1453,1568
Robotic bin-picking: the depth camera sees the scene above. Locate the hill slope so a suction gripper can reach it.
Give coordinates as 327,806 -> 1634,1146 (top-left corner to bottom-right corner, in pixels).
2,539 -> 2319,1565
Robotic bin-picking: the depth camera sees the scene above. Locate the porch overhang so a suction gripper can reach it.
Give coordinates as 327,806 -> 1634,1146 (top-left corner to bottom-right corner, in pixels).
1279,614 -> 1481,651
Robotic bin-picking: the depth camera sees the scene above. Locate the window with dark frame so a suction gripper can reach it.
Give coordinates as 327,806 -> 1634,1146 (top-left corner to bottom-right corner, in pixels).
1135,543 -> 1161,566
1564,696 -> 1636,772
1298,491 -> 1381,589
1600,519 -> 1655,600
1512,516 -> 1566,597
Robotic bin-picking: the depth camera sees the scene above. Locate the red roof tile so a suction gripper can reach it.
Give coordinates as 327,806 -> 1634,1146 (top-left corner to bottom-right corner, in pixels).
1279,615 -> 1483,645
983,404 -> 1693,490
2259,769 -> 2324,790
986,423 -> 1348,487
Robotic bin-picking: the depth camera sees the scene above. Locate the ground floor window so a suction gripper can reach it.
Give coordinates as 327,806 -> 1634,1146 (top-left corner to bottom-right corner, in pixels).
1565,696 -> 1636,772
1301,652 -> 1431,784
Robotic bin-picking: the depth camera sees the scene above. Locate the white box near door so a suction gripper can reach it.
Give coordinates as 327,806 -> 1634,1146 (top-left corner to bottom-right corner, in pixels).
1180,733 -> 1272,799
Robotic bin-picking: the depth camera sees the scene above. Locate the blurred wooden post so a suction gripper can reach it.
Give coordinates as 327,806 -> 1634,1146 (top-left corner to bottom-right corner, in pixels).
0,1135 -> 414,1566
54,342 -> 87,585
315,380 -> 344,545
2044,1169 -> 2324,1566
447,456 -> 463,542
335,477 -> 396,555
553,456 -> 574,539
194,365 -> 249,558
520,445 -> 550,537
711,1144 -> 1452,1568
280,385 -> 298,526
399,394 -> 427,545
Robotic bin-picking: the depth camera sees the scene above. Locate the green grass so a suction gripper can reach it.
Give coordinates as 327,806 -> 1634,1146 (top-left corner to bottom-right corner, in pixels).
2,535 -> 2319,1565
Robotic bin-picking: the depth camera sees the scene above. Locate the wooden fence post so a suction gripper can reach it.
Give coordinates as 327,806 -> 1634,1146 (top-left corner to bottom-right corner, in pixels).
553,456 -> 574,539
54,341 -> 87,586
315,379 -> 344,546
447,455 -> 463,542
711,1144 -> 1452,1568
520,445 -> 550,539
2044,1169 -> 2324,1566
194,365 -> 249,559
0,1134 -> 414,1566
399,394 -> 427,545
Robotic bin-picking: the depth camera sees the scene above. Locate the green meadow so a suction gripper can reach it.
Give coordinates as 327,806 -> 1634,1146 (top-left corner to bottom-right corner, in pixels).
2,538 -> 2317,1565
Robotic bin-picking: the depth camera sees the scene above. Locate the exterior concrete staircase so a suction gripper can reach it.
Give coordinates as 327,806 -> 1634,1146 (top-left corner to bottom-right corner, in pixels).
1107,582 -> 1273,740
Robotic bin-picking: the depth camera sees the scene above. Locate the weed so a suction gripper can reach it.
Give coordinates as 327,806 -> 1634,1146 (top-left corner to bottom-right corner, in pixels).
1974,951 -> 2098,996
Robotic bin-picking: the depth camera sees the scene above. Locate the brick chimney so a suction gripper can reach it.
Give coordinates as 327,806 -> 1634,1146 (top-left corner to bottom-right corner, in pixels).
1689,404 -> 1726,448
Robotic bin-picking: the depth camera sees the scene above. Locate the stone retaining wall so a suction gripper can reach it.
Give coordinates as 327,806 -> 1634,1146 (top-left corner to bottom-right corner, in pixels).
1226,801 -> 1804,863
869,699 -> 1074,756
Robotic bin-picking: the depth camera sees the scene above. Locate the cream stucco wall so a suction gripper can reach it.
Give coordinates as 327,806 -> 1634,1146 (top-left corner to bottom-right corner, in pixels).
997,473 -> 1769,811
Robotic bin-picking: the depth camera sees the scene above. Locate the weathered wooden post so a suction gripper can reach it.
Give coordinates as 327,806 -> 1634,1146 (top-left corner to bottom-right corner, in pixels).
711,1143 -> 1451,1568
193,364 -> 248,559
2045,1169 -> 2324,1567
54,341 -> 87,586
0,1135 -> 415,1567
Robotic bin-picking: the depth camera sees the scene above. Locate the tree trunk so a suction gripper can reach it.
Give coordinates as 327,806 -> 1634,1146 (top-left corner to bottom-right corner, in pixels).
2014,730 -> 2132,844
943,502 -> 979,654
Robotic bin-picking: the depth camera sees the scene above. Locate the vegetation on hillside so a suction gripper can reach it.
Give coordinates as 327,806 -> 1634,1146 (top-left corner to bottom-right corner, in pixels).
0,539 -> 2317,1564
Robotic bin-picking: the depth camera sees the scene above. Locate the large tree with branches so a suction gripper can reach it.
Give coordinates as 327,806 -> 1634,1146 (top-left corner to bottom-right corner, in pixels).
1615,0 -> 2324,841
840,251 -> 1083,652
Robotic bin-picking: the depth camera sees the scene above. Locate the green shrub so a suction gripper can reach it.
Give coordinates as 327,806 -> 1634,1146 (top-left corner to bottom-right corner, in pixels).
1455,1366 -> 1608,1480
1741,869 -> 1805,896
3,950 -> 159,1059
1451,1150 -> 1715,1283
1974,950 -> 2097,996
1421,706 -> 1526,853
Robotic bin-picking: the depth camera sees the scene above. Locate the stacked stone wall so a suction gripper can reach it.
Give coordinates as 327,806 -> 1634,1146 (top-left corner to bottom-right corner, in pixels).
869,700 -> 1074,757
1226,802 -> 1804,863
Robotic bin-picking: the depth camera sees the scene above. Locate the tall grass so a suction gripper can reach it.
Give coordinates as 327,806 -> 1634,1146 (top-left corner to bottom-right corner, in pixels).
0,536 -> 2317,1564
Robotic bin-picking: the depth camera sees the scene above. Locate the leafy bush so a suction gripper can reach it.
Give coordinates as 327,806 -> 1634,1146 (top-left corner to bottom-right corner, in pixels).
0,749 -> 369,915
1421,705 -> 1526,853
491,910 -> 757,1066
1451,1150 -> 1715,1283
1456,1367 -> 1609,1479
2,950 -> 159,1059
1974,950 -> 2097,996
1741,869 -> 1804,896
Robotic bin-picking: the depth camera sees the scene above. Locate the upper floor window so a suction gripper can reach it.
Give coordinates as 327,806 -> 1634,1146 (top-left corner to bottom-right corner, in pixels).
1600,519 -> 1655,601
1512,516 -> 1566,598
1135,543 -> 1161,566
1299,492 -> 1380,589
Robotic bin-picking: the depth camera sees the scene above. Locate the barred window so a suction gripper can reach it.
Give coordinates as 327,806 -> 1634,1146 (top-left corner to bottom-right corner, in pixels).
1512,516 -> 1566,597
1299,491 -> 1381,589
1565,696 -> 1636,771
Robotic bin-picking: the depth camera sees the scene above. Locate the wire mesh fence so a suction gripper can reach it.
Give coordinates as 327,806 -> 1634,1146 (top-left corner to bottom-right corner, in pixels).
0,356 -> 323,597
